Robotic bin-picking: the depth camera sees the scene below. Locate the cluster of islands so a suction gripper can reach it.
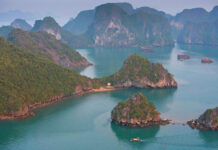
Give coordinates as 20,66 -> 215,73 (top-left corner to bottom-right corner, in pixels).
0,2 -> 217,132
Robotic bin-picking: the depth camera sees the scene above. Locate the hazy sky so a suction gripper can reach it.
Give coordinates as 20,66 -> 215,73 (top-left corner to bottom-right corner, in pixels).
1,0 -> 218,25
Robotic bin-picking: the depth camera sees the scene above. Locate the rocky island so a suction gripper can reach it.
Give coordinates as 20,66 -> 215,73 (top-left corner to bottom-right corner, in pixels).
0,39 -> 177,120
187,107 -> 218,130
98,54 -> 177,88
111,93 -> 170,127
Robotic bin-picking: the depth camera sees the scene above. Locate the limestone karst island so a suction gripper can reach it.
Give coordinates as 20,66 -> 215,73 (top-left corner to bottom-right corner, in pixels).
0,1 -> 218,150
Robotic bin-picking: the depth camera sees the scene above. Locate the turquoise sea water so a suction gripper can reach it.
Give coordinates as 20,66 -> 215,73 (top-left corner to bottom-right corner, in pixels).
1,43 -> 218,150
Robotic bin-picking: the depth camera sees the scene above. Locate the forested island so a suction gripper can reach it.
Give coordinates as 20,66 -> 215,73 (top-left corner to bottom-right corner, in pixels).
0,38 -> 177,119
188,107 -> 218,130
111,93 -> 170,127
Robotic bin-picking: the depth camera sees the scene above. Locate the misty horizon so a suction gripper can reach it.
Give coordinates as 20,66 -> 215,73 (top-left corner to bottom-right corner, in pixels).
0,0 -> 218,26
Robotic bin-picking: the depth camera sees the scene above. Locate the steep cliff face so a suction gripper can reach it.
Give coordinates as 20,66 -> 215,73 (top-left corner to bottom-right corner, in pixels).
188,107 -> 218,130
111,93 -> 169,127
177,20 -> 218,45
8,28 -> 91,68
63,3 -> 134,35
10,19 -> 32,31
98,54 -> 177,88
84,3 -> 174,47
171,6 -> 218,41
63,10 -> 95,34
32,16 -> 62,40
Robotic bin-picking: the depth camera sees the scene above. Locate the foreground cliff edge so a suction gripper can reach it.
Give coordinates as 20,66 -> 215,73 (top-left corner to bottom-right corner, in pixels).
187,107 -> 218,130
111,93 -> 170,127
0,39 -> 177,120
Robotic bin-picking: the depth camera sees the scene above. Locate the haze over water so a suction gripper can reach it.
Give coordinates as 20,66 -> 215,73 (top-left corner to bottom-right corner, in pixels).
1,43 -> 218,150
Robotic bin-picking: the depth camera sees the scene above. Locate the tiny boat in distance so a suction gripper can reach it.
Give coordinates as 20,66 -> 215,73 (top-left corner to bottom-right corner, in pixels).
201,58 -> 213,63
177,54 -> 190,60
141,47 -> 153,52
130,137 -> 141,142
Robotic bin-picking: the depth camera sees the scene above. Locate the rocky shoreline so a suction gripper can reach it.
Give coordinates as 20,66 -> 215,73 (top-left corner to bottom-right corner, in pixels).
0,86 -> 122,120
0,54 -> 178,120
187,120 -> 218,130
187,107 -> 218,130
0,85 -> 175,120
112,119 -> 170,127
111,93 -> 170,127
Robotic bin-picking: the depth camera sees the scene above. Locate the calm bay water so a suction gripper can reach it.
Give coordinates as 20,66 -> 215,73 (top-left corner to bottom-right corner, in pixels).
1,43 -> 218,150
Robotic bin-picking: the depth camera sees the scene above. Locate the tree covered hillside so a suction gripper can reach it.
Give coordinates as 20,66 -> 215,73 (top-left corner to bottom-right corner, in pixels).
0,37 -> 94,114
7,28 -> 91,68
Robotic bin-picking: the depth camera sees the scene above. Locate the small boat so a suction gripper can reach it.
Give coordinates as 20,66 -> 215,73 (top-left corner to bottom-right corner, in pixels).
130,137 -> 141,142
201,58 -> 213,63
141,47 -> 153,52
177,54 -> 190,60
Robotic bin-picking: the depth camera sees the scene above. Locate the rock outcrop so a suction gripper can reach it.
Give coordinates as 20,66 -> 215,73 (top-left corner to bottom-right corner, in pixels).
170,5 -> 218,42
98,54 -> 177,88
177,20 -> 218,45
10,19 -> 32,31
111,93 -> 170,127
63,10 -> 95,34
86,3 -> 174,47
187,107 -> 218,130
7,28 -> 91,69
68,3 -> 174,48
32,16 -> 62,40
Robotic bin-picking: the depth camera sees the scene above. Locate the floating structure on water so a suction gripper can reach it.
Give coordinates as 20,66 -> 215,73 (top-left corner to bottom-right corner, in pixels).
131,137 -> 141,142
141,47 -> 153,52
201,58 -> 213,63
177,54 -> 190,60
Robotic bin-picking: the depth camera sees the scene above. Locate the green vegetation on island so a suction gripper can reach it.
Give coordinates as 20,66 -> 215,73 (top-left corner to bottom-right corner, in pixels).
7,28 -> 91,68
0,39 -> 176,118
188,107 -> 218,130
98,54 -> 177,88
111,93 -> 169,127
0,37 -> 94,115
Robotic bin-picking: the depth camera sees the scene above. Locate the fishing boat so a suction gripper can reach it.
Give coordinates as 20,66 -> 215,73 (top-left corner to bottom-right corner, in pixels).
177,54 -> 190,60
130,137 -> 141,142
201,58 -> 213,63
141,47 -> 153,52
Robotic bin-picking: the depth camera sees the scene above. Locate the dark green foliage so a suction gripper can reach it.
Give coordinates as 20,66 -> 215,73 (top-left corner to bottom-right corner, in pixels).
112,93 -> 159,120
118,102 -> 127,109
98,54 -> 169,85
7,28 -> 89,67
215,117 -> 218,124
0,37 -> 92,113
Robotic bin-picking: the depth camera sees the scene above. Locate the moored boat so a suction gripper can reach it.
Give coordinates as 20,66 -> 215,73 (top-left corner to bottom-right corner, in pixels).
201,58 -> 213,63
130,137 -> 141,142
177,54 -> 190,60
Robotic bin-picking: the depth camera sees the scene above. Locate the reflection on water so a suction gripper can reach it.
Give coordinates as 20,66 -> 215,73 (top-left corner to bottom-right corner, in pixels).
108,88 -> 176,115
77,46 -> 174,78
110,122 -> 160,148
178,44 -> 218,61
1,44 -> 218,150
199,130 -> 218,144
